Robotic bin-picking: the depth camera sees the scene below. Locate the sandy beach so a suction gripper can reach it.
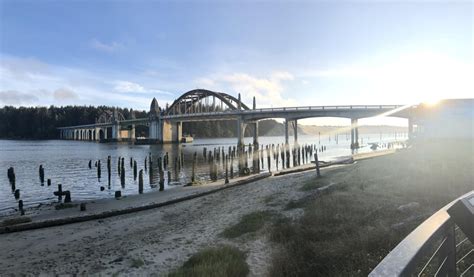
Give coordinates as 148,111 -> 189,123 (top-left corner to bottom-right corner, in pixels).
0,159 -> 350,276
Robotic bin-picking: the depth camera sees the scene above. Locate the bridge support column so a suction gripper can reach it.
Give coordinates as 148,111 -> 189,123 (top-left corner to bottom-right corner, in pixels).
175,122 -> 182,143
149,119 -> 162,143
111,124 -> 121,142
128,124 -> 136,142
291,119 -> 298,146
284,119 -> 290,146
252,122 -> 259,147
237,118 -> 247,150
162,120 -> 182,143
351,118 -> 359,149
408,117 -> 414,140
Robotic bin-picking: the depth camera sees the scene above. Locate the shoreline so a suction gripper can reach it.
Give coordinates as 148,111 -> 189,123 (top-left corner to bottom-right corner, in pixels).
0,149 -> 396,234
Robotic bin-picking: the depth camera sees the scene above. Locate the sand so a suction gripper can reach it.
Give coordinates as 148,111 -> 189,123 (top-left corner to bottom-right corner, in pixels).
0,150 -> 394,276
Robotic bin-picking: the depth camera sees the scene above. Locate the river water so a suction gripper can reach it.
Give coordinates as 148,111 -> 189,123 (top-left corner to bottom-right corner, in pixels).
0,133 -> 406,215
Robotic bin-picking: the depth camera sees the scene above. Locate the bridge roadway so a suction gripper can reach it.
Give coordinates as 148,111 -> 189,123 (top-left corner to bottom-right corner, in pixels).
58,103 -> 414,149
58,89 -> 415,148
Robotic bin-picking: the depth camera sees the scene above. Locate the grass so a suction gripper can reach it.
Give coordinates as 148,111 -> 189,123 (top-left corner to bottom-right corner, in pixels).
130,257 -> 144,268
167,245 -> 249,277
221,210 -> 273,239
269,139 -> 474,276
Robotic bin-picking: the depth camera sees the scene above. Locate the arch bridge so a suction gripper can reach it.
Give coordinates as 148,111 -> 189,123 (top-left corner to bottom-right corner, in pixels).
58,89 -> 416,149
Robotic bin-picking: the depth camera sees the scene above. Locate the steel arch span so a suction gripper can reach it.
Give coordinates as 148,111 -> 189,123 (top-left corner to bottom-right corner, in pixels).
165,89 -> 250,115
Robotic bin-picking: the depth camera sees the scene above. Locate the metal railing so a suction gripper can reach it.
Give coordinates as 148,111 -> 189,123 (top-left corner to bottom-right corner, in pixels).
370,191 -> 474,276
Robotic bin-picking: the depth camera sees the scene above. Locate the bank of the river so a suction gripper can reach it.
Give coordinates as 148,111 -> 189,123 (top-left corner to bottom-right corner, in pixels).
0,149 -> 401,276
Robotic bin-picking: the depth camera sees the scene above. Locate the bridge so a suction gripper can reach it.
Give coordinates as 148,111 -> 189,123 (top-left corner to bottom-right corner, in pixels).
57,89 -> 416,149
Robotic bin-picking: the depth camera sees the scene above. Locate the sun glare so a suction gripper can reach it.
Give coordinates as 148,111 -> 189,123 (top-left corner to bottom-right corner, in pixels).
423,98 -> 441,107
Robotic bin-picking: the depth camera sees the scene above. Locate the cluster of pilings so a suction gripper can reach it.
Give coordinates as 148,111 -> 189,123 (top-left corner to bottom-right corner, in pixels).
7,167 -> 23,215
6,164 -> 72,216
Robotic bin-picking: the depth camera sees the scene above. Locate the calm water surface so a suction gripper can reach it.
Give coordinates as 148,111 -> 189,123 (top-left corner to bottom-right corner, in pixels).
0,133 -> 405,214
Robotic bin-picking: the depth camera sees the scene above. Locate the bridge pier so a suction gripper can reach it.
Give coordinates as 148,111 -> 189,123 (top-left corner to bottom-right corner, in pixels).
236,118 -> 247,150
284,119 -> 289,145
351,118 -> 359,149
162,120 -> 182,143
408,117 -> 414,140
111,123 -> 122,142
252,122 -> 259,147
291,119 -> 298,146
128,124 -> 136,142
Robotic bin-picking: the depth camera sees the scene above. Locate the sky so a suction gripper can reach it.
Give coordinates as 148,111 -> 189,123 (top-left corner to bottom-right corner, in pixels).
0,0 -> 472,125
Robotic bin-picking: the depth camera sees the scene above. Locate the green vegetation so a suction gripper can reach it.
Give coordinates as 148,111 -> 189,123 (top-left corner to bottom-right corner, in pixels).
269,139 -> 473,276
130,257 -> 145,268
167,245 -> 249,277
221,210 -> 273,239
0,106 -> 147,139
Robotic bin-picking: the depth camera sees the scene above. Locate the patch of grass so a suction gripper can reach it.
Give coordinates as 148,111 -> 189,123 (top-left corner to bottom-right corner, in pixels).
167,245 -> 249,277
221,210 -> 273,239
54,203 -> 78,210
1,216 -> 32,227
263,193 -> 282,206
300,177 -> 326,191
285,197 -> 311,210
269,139 -> 474,276
130,257 -> 144,268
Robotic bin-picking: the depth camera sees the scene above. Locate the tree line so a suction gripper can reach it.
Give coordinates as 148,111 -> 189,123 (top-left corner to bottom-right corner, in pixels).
0,106 -> 285,139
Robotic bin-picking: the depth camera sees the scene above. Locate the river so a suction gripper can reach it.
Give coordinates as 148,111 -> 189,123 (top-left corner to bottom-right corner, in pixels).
0,133 -> 406,215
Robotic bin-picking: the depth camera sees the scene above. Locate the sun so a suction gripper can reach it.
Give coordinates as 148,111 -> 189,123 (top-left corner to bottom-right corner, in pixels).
423,97 -> 441,107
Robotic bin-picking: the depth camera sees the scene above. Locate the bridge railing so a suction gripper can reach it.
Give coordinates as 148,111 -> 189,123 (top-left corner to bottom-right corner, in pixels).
369,191 -> 473,276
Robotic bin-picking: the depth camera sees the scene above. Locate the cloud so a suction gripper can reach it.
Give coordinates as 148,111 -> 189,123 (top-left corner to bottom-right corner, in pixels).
113,80 -> 174,96
194,71 -> 296,108
0,90 -> 39,105
114,81 -> 146,93
90,39 -> 123,53
53,88 -> 79,101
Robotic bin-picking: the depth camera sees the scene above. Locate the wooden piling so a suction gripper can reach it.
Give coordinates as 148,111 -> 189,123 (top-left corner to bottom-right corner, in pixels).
107,156 -> 111,185
133,160 -> 137,180
18,200 -> 24,215
97,160 -> 101,179
314,152 -> 321,178
120,164 -> 125,187
64,191 -> 71,203
88,160 -> 92,169
159,170 -> 164,191
138,169 -> 143,194
191,152 -> 197,183
39,165 -> 45,183
225,154 -> 229,184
